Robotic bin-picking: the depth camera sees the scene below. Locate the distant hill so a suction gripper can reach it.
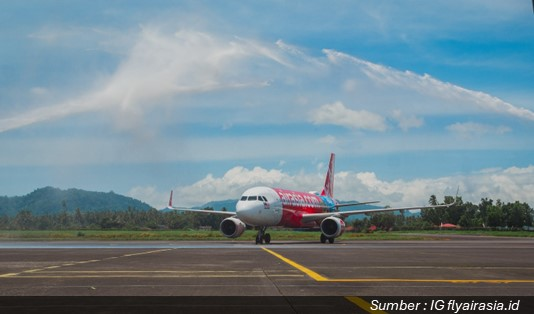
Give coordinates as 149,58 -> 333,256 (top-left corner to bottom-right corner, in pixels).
0,187 -> 153,216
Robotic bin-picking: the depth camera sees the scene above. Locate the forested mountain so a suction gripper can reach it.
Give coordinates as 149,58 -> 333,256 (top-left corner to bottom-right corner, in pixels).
0,187 -> 152,216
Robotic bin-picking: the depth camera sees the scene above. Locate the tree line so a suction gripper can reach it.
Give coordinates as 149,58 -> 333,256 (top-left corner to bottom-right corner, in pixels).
0,196 -> 532,231
353,196 -> 533,232
0,207 -> 225,231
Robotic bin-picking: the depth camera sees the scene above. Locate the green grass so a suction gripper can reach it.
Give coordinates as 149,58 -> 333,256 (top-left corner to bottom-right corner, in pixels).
0,229 -> 532,241
0,230 -> 429,241
0,230 -> 226,241
396,229 -> 534,238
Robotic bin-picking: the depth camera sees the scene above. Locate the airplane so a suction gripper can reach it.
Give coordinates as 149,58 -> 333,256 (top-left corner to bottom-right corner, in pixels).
167,153 -> 456,244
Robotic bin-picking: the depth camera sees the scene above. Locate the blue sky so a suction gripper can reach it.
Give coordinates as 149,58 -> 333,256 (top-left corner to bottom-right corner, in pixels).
1,1 -> 533,208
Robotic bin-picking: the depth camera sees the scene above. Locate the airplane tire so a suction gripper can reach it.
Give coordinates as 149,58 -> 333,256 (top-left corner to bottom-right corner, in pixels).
264,233 -> 271,244
320,234 -> 327,243
328,237 -> 335,244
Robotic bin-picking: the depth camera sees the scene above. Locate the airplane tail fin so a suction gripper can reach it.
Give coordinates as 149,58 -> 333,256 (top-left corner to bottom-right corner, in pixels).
168,190 -> 174,209
320,153 -> 335,199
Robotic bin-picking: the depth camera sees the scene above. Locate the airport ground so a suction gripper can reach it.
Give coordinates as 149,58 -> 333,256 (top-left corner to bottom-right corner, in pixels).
1,236 -> 533,312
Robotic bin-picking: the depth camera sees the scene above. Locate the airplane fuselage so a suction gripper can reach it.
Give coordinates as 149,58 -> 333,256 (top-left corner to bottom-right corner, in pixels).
235,186 -> 336,228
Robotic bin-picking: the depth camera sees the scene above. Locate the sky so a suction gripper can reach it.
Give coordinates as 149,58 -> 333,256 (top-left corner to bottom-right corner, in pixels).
1,1 -> 533,209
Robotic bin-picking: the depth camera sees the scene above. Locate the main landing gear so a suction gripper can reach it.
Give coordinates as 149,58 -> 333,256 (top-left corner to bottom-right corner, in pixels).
320,233 -> 335,244
255,226 -> 271,244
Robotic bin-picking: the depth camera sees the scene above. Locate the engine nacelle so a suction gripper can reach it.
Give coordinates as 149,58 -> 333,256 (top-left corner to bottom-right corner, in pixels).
220,217 -> 246,238
320,216 -> 345,238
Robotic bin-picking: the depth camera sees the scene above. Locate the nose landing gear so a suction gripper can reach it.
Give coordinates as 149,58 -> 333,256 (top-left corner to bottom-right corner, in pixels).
255,226 -> 271,244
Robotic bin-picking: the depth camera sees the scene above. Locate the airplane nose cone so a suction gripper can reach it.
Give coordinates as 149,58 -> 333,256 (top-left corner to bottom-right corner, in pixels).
236,201 -> 264,226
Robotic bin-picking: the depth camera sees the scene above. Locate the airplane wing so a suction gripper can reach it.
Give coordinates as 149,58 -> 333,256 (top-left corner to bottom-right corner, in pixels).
312,200 -> 380,211
166,191 -> 236,217
335,201 -> 380,208
167,206 -> 237,216
300,202 -> 456,224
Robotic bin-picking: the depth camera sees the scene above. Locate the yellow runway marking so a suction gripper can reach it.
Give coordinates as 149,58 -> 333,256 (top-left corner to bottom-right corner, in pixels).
0,248 -> 174,278
331,278 -> 534,283
5,270 -> 304,279
22,269 -> 41,273
122,249 -> 172,257
262,247 -> 328,281
76,260 -> 100,264
0,273 -> 18,278
345,296 -> 388,314
262,247 -> 534,284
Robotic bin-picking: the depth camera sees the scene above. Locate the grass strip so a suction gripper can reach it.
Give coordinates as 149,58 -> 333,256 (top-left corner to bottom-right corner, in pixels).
0,229 -> 532,241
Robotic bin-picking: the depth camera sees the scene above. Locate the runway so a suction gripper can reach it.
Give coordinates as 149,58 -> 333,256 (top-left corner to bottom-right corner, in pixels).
1,237 -> 534,297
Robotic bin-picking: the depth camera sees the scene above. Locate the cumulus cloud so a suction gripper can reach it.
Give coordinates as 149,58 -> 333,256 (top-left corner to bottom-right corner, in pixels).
337,166 -> 534,208
134,164 -> 534,209
310,101 -> 388,132
171,166 -> 297,206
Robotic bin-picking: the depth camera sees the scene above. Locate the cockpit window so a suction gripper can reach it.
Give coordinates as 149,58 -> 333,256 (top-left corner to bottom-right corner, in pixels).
241,195 -> 268,201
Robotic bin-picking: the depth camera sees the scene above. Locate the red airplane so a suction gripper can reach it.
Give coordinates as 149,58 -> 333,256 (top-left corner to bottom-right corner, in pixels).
168,153 -> 455,244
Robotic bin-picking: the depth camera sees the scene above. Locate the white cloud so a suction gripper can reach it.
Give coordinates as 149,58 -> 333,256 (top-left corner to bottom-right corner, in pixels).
343,166 -> 534,207
170,166 -> 296,207
3,27 -> 532,139
324,49 -> 534,121
128,186 -> 168,210
446,122 -> 512,138
0,27 -> 286,133
318,135 -> 337,145
310,101 -> 387,132
5,29 -> 531,136
136,164 -> 534,209
2,25 -> 532,173
391,109 -> 424,131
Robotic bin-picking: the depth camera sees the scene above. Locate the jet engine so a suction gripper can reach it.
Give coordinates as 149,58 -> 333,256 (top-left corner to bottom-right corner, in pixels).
320,216 -> 345,238
220,217 -> 246,238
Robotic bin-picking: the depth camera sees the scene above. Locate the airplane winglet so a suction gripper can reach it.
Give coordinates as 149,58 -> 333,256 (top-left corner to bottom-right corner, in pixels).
449,185 -> 460,207
443,186 -> 460,208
